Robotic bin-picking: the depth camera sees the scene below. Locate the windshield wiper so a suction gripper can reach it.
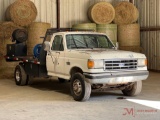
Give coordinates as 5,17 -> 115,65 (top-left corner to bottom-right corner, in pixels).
71,46 -> 87,49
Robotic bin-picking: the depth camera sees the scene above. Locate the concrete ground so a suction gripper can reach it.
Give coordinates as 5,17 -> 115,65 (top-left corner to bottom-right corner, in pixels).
0,71 -> 159,120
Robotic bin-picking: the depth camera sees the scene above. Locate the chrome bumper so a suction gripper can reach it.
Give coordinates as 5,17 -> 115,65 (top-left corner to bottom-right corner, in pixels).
84,71 -> 149,84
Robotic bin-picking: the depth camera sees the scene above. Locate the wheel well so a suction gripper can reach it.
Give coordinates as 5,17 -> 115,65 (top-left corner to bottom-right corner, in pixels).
70,67 -> 83,77
19,63 -> 25,68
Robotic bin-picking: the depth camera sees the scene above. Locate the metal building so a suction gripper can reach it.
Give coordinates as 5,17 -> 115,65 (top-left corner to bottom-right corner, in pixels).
0,0 -> 159,120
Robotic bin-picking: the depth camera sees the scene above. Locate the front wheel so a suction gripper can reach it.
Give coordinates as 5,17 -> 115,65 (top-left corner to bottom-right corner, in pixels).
122,81 -> 142,96
70,73 -> 91,101
14,65 -> 27,86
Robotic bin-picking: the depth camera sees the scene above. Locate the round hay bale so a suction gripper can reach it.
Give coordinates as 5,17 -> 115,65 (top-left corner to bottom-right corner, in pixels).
0,21 -> 23,39
96,24 -> 117,45
113,1 -> 139,25
0,22 -> 24,79
88,2 -> 115,24
27,22 -> 51,55
0,23 -> 3,38
5,0 -> 37,26
118,23 -> 140,47
72,23 -> 96,31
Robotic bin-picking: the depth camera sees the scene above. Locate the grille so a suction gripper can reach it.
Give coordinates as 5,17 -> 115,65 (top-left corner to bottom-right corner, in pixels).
104,59 -> 137,70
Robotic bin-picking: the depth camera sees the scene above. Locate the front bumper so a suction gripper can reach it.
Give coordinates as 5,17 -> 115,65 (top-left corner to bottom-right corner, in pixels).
83,70 -> 149,84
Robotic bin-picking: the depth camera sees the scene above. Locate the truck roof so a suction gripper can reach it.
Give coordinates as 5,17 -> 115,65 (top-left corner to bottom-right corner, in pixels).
53,31 -> 107,36
45,28 -> 106,36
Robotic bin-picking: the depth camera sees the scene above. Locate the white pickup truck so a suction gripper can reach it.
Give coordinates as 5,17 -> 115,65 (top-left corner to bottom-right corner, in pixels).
5,29 -> 149,101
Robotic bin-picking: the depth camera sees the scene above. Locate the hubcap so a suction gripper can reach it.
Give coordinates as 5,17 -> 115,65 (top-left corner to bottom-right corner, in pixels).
73,79 -> 82,96
15,70 -> 20,82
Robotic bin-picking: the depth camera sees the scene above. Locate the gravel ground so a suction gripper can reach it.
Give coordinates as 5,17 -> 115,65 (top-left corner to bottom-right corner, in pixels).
0,71 -> 159,120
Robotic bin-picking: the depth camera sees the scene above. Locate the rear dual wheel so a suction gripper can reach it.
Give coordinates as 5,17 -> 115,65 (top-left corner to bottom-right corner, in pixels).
14,65 -> 28,86
14,65 -> 33,85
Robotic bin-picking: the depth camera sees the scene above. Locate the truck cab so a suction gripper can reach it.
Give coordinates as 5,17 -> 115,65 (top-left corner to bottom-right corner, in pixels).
44,31 -> 148,101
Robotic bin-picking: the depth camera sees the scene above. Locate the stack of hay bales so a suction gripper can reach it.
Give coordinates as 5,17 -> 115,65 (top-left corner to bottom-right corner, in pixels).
84,1 -> 140,49
5,0 -> 51,56
72,1 -> 125,46
113,1 -> 140,52
0,22 -> 22,78
0,22 -> 23,39
87,2 -> 117,46
0,0 -> 51,79
27,22 -> 51,55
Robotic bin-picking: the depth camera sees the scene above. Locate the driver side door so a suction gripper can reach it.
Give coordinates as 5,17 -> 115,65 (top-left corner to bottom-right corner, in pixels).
46,35 -> 65,76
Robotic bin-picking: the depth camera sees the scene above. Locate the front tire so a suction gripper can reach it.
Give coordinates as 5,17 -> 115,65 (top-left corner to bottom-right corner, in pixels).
70,73 -> 91,101
122,81 -> 142,96
14,65 -> 27,86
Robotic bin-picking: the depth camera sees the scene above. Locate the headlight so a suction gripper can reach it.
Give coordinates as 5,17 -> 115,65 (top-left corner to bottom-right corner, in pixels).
138,59 -> 147,67
88,59 -> 104,69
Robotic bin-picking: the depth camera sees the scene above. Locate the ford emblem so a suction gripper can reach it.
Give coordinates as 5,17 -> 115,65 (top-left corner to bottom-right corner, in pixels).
119,63 -> 125,67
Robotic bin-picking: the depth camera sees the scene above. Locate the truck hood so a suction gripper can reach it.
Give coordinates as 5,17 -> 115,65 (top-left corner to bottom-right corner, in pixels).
68,49 -> 146,59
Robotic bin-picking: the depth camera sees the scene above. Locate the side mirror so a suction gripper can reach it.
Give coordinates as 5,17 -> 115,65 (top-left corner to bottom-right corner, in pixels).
43,41 -> 50,51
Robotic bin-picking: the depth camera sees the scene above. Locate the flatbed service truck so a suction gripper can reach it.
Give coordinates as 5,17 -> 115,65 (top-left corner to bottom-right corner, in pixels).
5,28 -> 149,101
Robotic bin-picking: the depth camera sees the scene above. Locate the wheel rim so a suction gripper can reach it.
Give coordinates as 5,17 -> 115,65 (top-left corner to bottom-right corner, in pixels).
73,79 -> 82,96
15,70 -> 20,82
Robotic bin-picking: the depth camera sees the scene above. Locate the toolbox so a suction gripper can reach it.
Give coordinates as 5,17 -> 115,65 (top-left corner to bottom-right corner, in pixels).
7,43 -> 27,56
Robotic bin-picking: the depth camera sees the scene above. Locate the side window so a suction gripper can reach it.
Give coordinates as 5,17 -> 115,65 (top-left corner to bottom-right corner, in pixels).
51,35 -> 64,51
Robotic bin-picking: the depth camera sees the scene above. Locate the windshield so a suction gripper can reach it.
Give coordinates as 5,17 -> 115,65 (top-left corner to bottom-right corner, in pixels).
66,34 -> 114,49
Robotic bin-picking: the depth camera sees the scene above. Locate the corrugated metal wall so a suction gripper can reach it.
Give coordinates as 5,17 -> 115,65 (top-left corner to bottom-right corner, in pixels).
0,0 -> 128,27
0,0 -> 15,20
135,0 -> 160,70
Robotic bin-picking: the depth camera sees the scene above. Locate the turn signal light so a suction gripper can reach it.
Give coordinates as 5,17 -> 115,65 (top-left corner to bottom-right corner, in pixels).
145,59 -> 147,66
88,60 -> 94,69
